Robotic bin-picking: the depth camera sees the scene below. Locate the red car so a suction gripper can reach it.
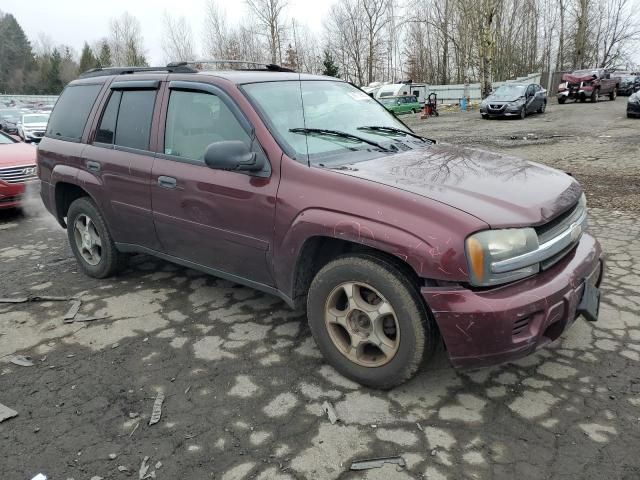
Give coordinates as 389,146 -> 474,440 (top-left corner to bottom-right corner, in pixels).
0,131 -> 37,209
38,63 -> 603,388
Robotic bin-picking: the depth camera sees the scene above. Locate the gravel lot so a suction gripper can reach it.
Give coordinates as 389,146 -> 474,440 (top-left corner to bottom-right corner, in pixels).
1,98 -> 639,480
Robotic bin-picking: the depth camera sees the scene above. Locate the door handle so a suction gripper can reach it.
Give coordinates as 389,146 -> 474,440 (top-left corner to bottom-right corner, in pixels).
86,160 -> 101,173
157,176 -> 177,189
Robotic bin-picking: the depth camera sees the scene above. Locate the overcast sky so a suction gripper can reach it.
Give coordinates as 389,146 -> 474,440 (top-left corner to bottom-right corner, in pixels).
7,0 -> 334,65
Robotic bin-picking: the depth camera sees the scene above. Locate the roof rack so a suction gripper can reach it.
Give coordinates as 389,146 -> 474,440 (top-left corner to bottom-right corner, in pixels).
167,59 -> 295,73
79,64 -> 197,78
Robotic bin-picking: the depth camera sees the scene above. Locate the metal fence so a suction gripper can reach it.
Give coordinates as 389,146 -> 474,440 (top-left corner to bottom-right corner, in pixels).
0,94 -> 59,105
427,72 -> 543,103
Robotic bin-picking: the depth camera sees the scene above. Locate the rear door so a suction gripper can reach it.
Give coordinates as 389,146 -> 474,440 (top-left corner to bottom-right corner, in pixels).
150,80 -> 278,286
82,80 -> 162,250
525,84 -> 537,113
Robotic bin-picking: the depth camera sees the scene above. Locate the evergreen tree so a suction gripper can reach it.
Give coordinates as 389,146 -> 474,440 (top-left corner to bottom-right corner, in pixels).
322,49 -> 339,78
46,48 -> 64,94
97,41 -> 111,68
0,13 -> 36,93
79,42 -> 98,73
283,43 -> 298,70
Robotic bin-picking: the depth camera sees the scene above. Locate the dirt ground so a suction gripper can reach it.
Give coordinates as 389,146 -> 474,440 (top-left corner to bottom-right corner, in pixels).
1,98 -> 639,480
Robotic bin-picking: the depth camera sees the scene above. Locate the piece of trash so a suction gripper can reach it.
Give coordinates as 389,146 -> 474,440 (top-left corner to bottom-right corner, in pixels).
149,393 -> 165,425
109,453 -> 117,460
129,412 -> 140,419
64,315 -> 108,325
184,386 -> 191,395
63,300 -> 82,321
33,426 -> 40,433
31,475 -> 47,480
350,456 -> 406,471
112,343 -> 120,349
370,424 -> 377,428
321,401 -> 338,425
129,421 -> 140,437
430,448 -> 437,456
155,461 -> 162,469
0,403 -> 18,423
118,465 -> 129,472
139,456 -> 150,479
1,295 -> 73,304
10,355 -> 34,367
416,422 -> 423,432
0,297 -> 29,303
90,477 -> 103,480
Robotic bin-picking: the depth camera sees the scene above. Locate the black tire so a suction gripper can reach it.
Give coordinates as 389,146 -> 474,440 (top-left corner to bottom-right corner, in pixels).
591,90 -> 599,103
537,101 -> 546,114
610,88 -> 617,101
66,196 -> 123,279
519,107 -> 526,119
558,97 -> 566,105
306,254 -> 438,389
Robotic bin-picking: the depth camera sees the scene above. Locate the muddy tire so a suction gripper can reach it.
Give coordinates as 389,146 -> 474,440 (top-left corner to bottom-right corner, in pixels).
537,101 -> 547,114
610,88 -> 617,101
519,107 -> 526,119
67,197 -> 123,279
558,97 -> 566,105
306,254 -> 437,389
591,90 -> 599,103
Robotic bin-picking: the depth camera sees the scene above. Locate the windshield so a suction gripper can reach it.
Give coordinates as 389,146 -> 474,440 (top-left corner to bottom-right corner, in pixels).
242,80 -> 412,163
23,114 -> 49,124
492,85 -> 526,98
379,97 -> 397,105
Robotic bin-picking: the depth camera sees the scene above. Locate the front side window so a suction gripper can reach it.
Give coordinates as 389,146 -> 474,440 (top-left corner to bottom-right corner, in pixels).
243,80 -> 411,164
164,89 -> 250,162
46,84 -> 102,141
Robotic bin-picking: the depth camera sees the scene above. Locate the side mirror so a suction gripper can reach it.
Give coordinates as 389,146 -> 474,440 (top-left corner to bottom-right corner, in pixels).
204,140 -> 264,172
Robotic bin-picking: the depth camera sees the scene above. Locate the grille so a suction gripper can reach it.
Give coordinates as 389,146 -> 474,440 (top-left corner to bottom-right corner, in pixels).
536,199 -> 585,244
0,165 -> 38,184
512,315 -> 531,337
489,104 -> 505,110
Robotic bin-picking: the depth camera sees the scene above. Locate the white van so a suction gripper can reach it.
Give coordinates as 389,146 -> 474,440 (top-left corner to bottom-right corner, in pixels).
376,83 -> 428,103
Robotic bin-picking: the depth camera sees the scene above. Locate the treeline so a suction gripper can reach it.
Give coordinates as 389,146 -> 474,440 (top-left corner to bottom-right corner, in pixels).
1,0 -> 639,95
0,11 -> 147,94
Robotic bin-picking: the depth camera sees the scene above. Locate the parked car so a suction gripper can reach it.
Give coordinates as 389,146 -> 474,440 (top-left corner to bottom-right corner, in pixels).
0,130 -> 38,209
628,90 -> 640,118
379,95 -> 423,115
0,109 -> 27,134
618,74 -> 639,96
480,83 -> 547,119
38,63 -> 603,388
376,82 -> 428,103
557,69 -> 620,103
17,113 -> 49,143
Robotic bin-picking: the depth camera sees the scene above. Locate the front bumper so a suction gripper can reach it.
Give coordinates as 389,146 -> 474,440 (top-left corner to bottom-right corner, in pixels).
558,89 -> 592,101
23,130 -> 45,142
627,102 -> 640,116
422,233 -> 603,368
0,181 -> 26,209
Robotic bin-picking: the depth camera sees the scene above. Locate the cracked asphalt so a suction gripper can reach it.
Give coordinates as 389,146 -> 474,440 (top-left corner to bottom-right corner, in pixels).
1,99 -> 639,480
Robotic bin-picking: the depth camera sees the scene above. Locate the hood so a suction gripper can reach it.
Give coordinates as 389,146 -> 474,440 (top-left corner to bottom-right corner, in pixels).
485,93 -> 523,103
562,73 -> 597,83
0,142 -> 37,168
23,122 -> 48,129
330,143 -> 582,228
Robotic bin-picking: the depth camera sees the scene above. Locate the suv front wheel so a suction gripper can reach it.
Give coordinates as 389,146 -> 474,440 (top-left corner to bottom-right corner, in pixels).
67,197 -> 123,278
307,254 -> 438,388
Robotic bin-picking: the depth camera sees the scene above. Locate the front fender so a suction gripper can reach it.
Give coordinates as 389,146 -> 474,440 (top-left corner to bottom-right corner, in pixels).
275,208 -> 471,297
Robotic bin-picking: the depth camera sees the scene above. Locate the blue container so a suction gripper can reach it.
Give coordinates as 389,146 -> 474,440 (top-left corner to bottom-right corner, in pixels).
460,97 -> 468,111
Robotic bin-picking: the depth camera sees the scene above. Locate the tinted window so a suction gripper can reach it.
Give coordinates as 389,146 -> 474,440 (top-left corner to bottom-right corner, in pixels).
164,90 -> 250,162
46,84 -> 102,141
115,90 -> 156,150
95,91 -> 122,144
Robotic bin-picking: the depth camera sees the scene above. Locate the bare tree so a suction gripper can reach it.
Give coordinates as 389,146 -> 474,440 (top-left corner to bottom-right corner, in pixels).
109,12 -> 147,66
162,12 -> 196,63
245,0 -> 288,64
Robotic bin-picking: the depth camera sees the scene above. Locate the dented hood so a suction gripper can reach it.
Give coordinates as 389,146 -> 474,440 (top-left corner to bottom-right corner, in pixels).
331,143 -> 582,228
562,73 -> 597,83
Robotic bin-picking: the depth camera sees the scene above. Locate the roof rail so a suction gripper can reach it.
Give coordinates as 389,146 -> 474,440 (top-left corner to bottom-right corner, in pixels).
168,59 -> 295,73
79,64 -> 197,79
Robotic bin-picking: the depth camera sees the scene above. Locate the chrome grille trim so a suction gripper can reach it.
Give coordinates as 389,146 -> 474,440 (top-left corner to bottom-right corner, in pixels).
0,165 -> 38,184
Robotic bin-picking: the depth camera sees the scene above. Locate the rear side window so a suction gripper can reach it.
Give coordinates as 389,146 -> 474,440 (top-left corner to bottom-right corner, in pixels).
46,84 -> 102,141
94,89 -> 156,150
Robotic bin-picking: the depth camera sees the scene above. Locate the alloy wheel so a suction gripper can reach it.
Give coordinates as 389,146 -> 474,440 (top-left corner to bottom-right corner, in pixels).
324,281 -> 400,367
73,214 -> 102,266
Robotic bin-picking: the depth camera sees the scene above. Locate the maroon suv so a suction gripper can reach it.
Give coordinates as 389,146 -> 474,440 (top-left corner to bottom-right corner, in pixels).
37,63 -> 603,388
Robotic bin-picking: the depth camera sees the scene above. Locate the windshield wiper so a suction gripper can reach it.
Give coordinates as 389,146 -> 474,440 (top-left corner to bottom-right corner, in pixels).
357,125 -> 434,143
289,128 -> 393,152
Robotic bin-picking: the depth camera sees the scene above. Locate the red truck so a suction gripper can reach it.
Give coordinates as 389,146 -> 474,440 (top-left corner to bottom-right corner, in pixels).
557,68 -> 620,104
38,63 -> 603,388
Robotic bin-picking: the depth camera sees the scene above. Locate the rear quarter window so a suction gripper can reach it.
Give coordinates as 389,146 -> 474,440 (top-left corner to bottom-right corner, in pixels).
46,84 -> 102,142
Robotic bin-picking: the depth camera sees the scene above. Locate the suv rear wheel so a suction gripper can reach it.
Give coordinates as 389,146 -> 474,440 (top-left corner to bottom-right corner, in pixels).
67,197 -> 123,278
307,254 -> 437,388
610,88 -> 617,101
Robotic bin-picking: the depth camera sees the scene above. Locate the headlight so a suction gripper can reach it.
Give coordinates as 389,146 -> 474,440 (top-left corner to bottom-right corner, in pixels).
466,228 -> 539,286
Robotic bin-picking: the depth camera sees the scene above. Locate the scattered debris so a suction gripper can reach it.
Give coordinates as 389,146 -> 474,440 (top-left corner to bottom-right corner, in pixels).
118,466 -> 129,472
149,393 -> 165,425
65,315 -> 108,324
112,343 -> 120,349
0,403 -> 18,423
416,422 -> 423,432
10,355 -> 34,367
321,401 -> 339,425
109,453 -> 118,460
184,385 -> 191,395
430,448 -> 438,456
155,461 -> 162,470
63,300 -> 82,321
350,456 -> 406,471
0,297 -> 29,303
129,412 -> 140,419
0,295 -> 71,304
90,476 -> 103,480
31,475 -> 47,480
139,456 -> 150,479
33,426 -> 40,433
129,421 -> 140,437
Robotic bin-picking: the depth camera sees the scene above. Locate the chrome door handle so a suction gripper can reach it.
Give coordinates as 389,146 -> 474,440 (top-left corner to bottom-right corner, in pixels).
157,176 -> 177,189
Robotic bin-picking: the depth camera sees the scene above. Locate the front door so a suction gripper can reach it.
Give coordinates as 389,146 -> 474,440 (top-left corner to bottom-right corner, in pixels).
151,82 -> 278,286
